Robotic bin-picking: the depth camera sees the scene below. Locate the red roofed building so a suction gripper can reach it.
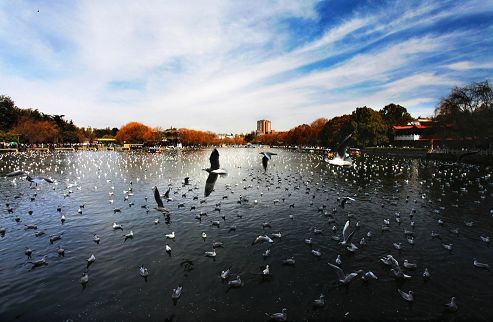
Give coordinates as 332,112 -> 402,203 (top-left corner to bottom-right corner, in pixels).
392,118 -> 439,147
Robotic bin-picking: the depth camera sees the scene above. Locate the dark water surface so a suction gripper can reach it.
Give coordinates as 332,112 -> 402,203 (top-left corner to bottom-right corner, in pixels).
0,149 -> 492,321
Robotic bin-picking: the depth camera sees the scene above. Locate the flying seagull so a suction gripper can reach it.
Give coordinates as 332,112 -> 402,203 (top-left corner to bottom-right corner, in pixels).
326,134 -> 353,166
260,152 -> 277,172
204,149 -> 227,197
153,186 -> 170,213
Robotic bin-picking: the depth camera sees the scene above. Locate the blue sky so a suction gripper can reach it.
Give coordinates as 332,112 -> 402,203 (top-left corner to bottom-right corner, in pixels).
0,0 -> 492,134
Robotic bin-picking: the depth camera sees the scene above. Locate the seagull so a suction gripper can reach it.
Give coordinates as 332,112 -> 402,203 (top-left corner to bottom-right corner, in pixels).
262,265 -> 270,275
327,134 -> 353,166
204,249 -> 216,257
165,232 -> 175,239
79,272 -> 89,284
473,259 -> 489,268
282,257 -> 295,265
341,197 -> 355,209
172,284 -> 182,299
438,151 -> 479,172
87,254 -> 96,264
265,308 -> 287,321
140,265 -> 148,277
28,255 -> 48,267
403,259 -> 417,269
444,297 -> 458,311
252,235 -> 274,245
123,231 -> 134,242
113,223 -> 123,230
165,244 -> 171,252
228,275 -> 242,287
398,289 -> 414,302
204,149 -> 227,197
327,262 -> 360,284
340,220 -> 357,249
260,152 -> 277,172
423,268 -> 430,280
360,270 -> 378,281
153,186 -> 169,213
93,234 -> 100,244
221,267 -> 232,279
25,247 -> 33,258
312,294 -> 325,307
263,248 -> 271,258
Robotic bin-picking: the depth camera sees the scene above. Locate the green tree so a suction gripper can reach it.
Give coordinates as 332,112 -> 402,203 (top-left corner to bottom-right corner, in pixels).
0,95 -> 21,132
379,103 -> 413,145
318,114 -> 352,148
349,106 -> 388,148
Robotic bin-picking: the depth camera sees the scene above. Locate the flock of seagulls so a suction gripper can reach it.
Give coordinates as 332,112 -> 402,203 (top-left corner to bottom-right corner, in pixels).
0,147 -> 492,321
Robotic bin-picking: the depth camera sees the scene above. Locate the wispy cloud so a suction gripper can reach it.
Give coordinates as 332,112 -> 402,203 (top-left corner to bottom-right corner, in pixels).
0,0 -> 492,133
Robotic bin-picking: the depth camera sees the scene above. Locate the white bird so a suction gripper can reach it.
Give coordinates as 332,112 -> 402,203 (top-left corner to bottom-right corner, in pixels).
423,268 -> 430,280
252,235 -> 273,245
228,275 -> 242,287
327,134 -> 353,167
360,270 -> 378,281
123,231 -> 133,241
263,248 -> 271,258
87,254 -> 96,263
282,257 -> 295,265
312,294 -> 325,307
112,223 -> 123,230
340,220 -> 357,249
140,265 -> 148,277
327,262 -> 360,284
403,259 -> 417,269
262,265 -> 270,275
153,186 -> 169,213
204,249 -> 216,257
335,255 -> 342,266
79,272 -> 89,284
311,249 -> 322,257
398,289 -> 414,302
443,243 -> 453,251
304,238 -> 313,245
165,244 -> 171,252
165,232 -> 175,239
265,308 -> 287,322
444,297 -> 458,311
221,267 -> 231,279
202,231 -> 207,239
172,285 -> 182,299
473,259 -> 489,268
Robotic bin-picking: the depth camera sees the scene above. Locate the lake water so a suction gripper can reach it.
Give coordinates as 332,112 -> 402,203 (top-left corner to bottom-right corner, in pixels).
0,148 -> 492,321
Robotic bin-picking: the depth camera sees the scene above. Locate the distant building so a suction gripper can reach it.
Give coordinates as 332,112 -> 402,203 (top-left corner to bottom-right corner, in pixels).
256,120 -> 272,135
392,118 -> 437,147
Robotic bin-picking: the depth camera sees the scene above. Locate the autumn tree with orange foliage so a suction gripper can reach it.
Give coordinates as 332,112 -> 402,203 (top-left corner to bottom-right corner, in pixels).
115,122 -> 156,144
14,115 -> 58,143
179,128 -> 220,146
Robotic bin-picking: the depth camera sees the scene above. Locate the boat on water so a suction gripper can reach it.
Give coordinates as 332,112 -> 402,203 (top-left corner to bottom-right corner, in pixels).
148,147 -> 162,154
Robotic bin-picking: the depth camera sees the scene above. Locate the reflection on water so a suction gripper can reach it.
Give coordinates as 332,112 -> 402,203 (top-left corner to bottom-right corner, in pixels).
0,149 -> 492,321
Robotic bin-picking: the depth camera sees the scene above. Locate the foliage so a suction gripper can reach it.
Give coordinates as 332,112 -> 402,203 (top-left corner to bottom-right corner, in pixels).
178,128 -> 219,146
0,95 -> 21,132
13,116 -> 58,143
434,80 -> 492,148
379,103 -> 413,144
348,106 -> 389,148
115,122 -> 156,144
318,114 -> 352,148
